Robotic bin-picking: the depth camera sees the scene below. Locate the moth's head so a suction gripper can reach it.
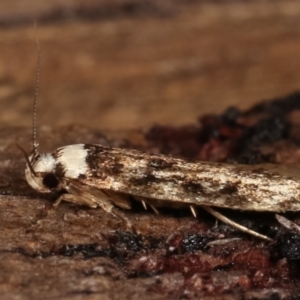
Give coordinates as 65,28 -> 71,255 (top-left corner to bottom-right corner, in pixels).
19,146 -> 61,193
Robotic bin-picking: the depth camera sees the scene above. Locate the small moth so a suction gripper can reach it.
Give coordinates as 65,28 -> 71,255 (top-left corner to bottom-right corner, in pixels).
20,33 -> 300,242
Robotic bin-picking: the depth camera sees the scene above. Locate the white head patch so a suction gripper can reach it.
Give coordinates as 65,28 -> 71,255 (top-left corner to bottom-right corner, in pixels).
25,153 -> 56,192
33,153 -> 56,172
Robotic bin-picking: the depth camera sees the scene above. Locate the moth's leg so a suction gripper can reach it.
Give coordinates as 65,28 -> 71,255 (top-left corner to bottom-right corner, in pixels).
276,214 -> 300,234
53,191 -> 116,213
202,206 -> 273,242
53,193 -> 98,209
55,180 -> 134,230
82,189 -> 134,230
149,204 -> 159,215
141,200 -> 148,210
137,197 -> 159,215
68,181 -> 117,212
101,190 -> 131,210
110,207 -> 135,231
53,182 -> 114,213
189,205 -> 197,218
54,193 -> 133,230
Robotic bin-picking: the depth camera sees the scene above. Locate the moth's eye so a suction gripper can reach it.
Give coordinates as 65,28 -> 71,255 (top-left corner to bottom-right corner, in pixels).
43,173 -> 59,190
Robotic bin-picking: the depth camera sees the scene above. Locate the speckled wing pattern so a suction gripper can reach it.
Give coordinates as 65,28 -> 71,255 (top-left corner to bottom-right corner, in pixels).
73,144 -> 300,212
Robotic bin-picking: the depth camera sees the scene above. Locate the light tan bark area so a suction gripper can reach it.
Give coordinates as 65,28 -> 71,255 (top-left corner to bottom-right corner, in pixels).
1,1 -> 300,130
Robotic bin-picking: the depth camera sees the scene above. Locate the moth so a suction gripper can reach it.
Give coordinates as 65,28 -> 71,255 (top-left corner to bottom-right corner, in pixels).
22,142 -> 300,241
20,33 -> 300,242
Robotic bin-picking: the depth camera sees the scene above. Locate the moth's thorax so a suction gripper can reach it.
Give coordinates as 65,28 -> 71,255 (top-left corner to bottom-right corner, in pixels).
55,144 -> 89,178
25,144 -> 89,193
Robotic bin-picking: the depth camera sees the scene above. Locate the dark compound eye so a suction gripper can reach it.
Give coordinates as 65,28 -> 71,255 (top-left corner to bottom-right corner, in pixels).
43,173 -> 59,190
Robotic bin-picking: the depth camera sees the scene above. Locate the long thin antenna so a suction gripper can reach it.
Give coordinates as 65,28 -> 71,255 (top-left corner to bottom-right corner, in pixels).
33,20 -> 40,155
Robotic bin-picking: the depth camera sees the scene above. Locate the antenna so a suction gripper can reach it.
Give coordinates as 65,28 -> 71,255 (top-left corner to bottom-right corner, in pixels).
33,20 -> 40,155
16,21 -> 41,174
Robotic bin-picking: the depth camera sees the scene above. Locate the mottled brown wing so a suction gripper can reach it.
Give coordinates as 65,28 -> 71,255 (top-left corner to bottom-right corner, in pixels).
78,144 -> 300,212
